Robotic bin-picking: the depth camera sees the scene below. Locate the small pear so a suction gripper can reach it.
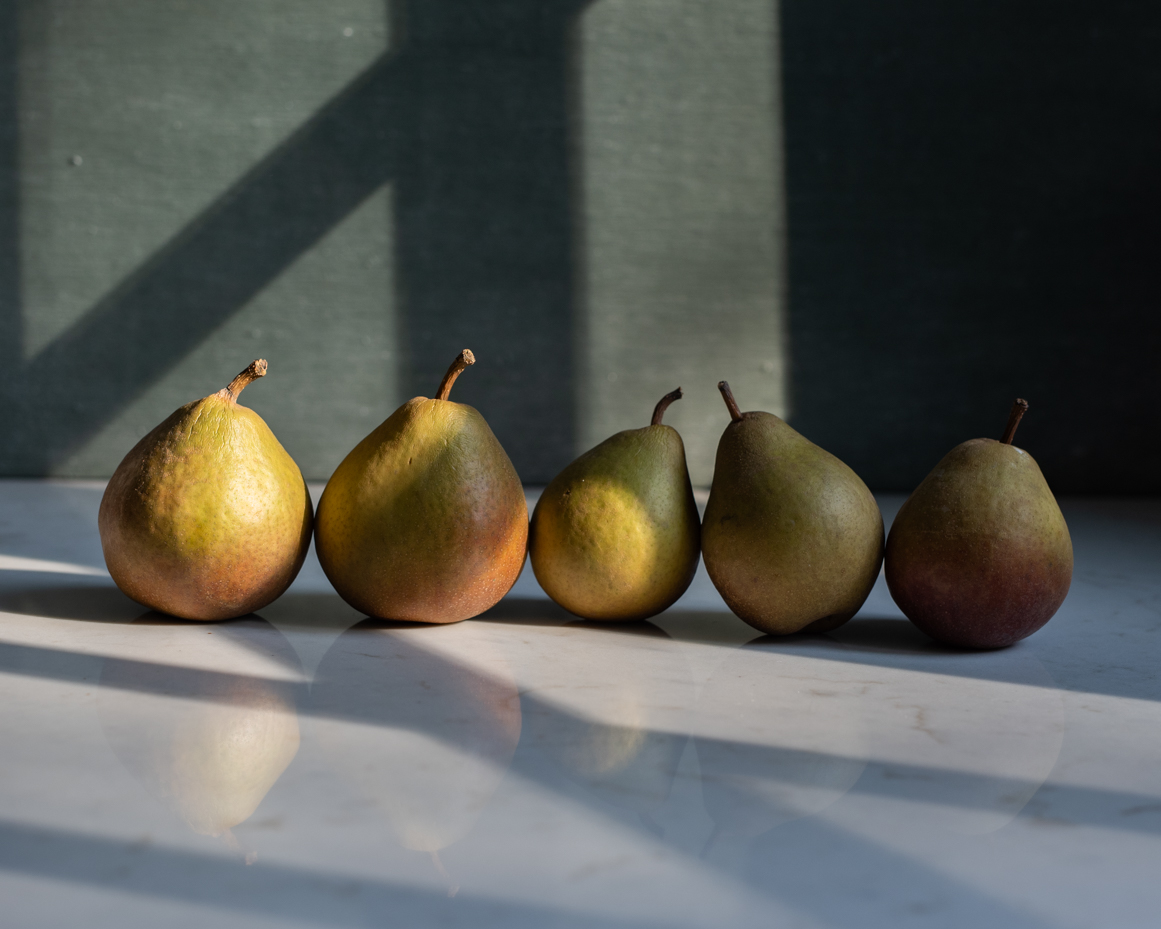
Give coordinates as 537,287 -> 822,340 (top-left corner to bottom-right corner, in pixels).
702,381 -> 883,635
315,350 -> 527,623
529,389 -> 700,621
99,360 -> 313,620
885,399 -> 1072,649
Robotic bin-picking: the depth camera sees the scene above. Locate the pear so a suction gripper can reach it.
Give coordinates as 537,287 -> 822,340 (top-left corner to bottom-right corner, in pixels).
702,381 -> 883,635
315,349 -> 527,623
529,389 -> 700,621
99,360 -> 313,621
885,399 -> 1072,649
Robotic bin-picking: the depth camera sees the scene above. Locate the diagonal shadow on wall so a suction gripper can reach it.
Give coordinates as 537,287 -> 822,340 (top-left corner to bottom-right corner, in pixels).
0,0 -> 589,481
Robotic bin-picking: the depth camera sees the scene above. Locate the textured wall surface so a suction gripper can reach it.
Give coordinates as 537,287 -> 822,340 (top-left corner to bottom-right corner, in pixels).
780,0 -> 1161,492
0,0 -> 1158,490
0,0 -> 785,486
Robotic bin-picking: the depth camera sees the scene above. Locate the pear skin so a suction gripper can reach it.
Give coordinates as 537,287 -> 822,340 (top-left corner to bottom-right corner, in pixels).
702,382 -> 883,635
529,389 -> 700,621
885,400 -> 1073,649
98,360 -> 313,621
315,350 -> 527,623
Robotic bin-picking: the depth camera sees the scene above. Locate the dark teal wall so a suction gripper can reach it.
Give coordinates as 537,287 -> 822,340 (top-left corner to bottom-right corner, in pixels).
780,0 -> 1161,492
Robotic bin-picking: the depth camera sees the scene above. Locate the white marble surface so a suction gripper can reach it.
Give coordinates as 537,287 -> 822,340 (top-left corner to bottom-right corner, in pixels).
1,480 -> 1160,928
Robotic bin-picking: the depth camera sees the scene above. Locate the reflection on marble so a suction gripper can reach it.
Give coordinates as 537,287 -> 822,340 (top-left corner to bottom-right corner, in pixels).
97,618 -> 302,857
3,482 -> 1161,928
310,620 -> 521,893
520,621 -> 693,835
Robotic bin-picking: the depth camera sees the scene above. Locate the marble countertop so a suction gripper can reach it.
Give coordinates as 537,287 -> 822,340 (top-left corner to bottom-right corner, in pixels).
1,480 -> 1159,929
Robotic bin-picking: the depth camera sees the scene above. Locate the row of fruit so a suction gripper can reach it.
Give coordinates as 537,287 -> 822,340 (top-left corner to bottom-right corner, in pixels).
98,350 -> 1073,649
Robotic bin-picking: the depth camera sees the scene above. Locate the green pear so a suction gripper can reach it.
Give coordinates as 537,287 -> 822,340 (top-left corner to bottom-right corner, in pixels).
529,389 -> 700,621
885,399 -> 1072,649
702,381 -> 883,635
314,350 -> 527,623
99,360 -> 313,621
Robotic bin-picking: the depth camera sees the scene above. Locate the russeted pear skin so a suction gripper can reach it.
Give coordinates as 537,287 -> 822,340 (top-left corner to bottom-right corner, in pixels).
314,350 -> 527,623
98,360 -> 313,621
702,382 -> 883,635
529,388 -> 700,621
885,400 -> 1073,649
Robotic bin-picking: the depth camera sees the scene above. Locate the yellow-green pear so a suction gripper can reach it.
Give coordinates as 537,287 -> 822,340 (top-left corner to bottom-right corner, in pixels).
529,389 -> 700,621
98,360 -> 313,621
702,381 -> 883,635
315,350 -> 527,623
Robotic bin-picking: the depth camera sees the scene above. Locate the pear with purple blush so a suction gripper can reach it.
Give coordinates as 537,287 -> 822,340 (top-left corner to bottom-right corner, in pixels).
885,399 -> 1073,649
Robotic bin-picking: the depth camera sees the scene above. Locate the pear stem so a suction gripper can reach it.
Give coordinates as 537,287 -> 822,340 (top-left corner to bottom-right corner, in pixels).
435,349 -> 475,401
1000,398 -> 1029,445
430,850 -> 459,898
718,381 -> 743,422
223,359 -> 267,402
651,387 -> 683,425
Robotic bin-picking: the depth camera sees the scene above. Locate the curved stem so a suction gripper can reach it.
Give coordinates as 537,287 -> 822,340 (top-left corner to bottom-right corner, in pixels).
224,359 -> 267,402
718,380 -> 743,422
1000,398 -> 1029,444
436,349 -> 475,401
651,387 -> 683,425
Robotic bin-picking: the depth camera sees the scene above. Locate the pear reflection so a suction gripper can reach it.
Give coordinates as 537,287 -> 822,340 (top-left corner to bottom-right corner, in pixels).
310,620 -> 521,875
521,622 -> 693,833
98,617 -> 302,846
694,638 -> 868,849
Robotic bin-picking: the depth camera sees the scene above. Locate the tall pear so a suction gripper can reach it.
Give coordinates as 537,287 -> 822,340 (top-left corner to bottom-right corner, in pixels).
529,388 -> 700,621
315,350 -> 527,623
885,399 -> 1072,649
702,382 -> 883,635
99,360 -> 313,621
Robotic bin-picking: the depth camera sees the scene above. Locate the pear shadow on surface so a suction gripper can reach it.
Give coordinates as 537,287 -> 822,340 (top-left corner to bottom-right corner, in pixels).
0,582 -> 145,624
478,595 -> 576,625
560,618 -> 676,640
827,615 -> 963,655
255,590 -> 365,633
480,597 -> 708,641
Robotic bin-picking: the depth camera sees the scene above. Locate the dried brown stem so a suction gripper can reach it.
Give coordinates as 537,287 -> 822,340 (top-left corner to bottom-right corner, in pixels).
223,359 -> 267,402
718,381 -> 743,422
1000,398 -> 1029,445
651,387 -> 683,425
436,349 -> 475,401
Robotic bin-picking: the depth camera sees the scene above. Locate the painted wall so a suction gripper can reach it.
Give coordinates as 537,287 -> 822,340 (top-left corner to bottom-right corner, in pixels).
0,0 -> 1156,491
